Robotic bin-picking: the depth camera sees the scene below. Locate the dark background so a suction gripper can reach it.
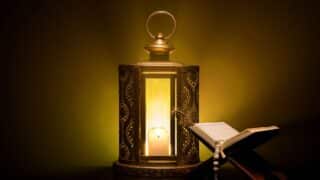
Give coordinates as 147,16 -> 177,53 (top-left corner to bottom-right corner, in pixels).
4,0 -> 320,179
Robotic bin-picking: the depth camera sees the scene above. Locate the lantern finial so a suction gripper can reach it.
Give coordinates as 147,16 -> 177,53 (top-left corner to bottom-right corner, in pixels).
144,10 -> 176,61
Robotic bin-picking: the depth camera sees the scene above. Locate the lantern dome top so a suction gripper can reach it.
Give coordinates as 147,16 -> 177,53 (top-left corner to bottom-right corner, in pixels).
144,10 -> 176,61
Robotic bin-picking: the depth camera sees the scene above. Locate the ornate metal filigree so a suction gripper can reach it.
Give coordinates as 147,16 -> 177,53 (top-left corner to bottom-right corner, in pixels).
182,127 -> 191,150
125,120 -> 135,148
117,65 -> 200,174
178,66 -> 200,164
182,86 -> 191,110
119,143 -> 130,160
125,78 -> 135,107
118,65 -> 139,162
186,71 -> 199,91
119,102 -> 129,123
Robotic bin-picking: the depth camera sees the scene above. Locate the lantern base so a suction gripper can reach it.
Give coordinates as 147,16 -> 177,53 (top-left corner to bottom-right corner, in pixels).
113,161 -> 201,177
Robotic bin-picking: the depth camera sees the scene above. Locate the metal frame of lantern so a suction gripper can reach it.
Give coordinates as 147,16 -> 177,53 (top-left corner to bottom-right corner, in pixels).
114,11 -> 200,177
140,66 -> 178,162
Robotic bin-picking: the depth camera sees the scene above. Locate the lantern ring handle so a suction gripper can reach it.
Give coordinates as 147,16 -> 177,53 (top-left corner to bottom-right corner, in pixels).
146,10 -> 176,40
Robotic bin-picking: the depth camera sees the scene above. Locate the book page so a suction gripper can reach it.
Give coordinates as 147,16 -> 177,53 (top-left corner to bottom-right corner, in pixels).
190,122 -> 279,154
193,122 -> 239,142
223,125 -> 279,149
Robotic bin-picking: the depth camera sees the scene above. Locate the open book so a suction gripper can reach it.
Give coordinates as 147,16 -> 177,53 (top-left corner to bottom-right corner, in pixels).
189,122 -> 279,154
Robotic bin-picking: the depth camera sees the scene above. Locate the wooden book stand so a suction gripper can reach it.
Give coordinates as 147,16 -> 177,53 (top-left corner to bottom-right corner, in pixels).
188,126 -> 287,180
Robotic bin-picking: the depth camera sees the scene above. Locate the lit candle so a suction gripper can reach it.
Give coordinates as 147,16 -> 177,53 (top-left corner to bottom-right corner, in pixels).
148,127 -> 169,156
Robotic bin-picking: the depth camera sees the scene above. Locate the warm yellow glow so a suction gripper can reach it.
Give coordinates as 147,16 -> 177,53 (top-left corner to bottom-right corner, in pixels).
145,78 -> 171,156
142,71 -> 176,75
148,127 -> 169,156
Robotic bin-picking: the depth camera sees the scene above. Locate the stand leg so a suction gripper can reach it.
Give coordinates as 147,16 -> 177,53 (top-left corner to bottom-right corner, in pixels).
213,158 -> 219,180
212,141 -> 225,180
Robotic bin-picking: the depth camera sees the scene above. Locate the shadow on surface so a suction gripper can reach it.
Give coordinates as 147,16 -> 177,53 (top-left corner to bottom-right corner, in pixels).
8,162 -> 250,180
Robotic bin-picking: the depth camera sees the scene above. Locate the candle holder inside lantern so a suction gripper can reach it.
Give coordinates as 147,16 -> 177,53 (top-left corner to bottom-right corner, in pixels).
114,10 -> 200,176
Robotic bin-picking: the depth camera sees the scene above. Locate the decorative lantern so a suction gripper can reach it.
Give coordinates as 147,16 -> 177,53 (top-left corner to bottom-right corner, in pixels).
114,10 -> 200,176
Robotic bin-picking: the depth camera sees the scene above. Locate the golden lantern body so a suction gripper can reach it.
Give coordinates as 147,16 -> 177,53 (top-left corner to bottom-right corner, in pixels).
113,11 -> 200,177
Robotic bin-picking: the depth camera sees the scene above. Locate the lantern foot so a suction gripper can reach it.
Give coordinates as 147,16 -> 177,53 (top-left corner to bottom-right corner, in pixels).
113,161 -> 201,177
